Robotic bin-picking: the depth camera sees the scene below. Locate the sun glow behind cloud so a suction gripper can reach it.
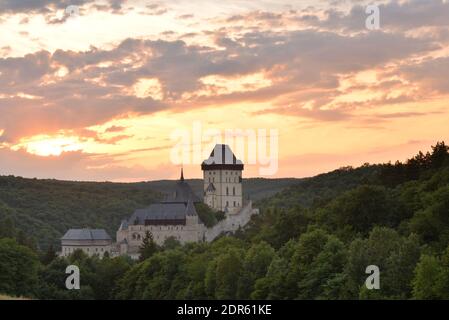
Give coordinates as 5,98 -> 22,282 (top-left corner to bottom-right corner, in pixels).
12,135 -> 83,157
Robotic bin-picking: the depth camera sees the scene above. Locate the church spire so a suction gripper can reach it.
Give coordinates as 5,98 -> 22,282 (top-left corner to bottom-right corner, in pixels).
180,167 -> 184,181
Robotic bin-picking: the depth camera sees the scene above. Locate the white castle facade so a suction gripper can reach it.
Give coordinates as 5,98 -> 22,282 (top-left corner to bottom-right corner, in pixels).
203,144 -> 244,214
61,144 -> 258,260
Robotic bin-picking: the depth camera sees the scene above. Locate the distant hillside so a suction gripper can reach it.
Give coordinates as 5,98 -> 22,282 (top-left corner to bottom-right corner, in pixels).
0,176 -> 299,249
257,164 -> 381,209
0,178 -> 162,249
142,177 -> 300,202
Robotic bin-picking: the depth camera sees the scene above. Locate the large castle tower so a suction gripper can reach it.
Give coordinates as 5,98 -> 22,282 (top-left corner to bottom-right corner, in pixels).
201,144 -> 243,214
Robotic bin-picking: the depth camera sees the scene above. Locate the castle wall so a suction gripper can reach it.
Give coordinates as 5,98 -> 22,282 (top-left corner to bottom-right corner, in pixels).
60,239 -> 112,258
118,222 -> 204,249
204,201 -> 258,242
117,201 -> 257,259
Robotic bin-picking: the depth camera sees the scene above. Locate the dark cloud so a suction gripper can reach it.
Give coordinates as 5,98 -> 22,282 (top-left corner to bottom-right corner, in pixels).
0,0 -> 92,14
400,57 -> 449,94
0,0 -> 130,19
253,105 -> 352,122
105,125 -> 127,133
313,0 -> 449,32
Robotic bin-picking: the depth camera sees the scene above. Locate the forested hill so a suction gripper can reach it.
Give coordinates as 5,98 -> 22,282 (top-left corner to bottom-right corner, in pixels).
256,164 -> 381,210
0,176 -> 299,249
1,142 -> 449,300
139,177 -> 299,202
0,179 -> 161,249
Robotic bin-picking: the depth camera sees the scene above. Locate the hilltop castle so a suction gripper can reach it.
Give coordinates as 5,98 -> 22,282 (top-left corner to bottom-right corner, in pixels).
60,144 -> 258,259
203,144 -> 244,214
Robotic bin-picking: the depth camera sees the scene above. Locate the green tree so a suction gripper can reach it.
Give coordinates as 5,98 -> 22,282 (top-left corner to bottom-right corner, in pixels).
91,257 -> 131,299
42,244 -> 57,265
213,249 -> 244,299
237,241 -> 275,299
318,185 -> 403,235
139,231 -> 158,261
163,236 -> 181,250
298,236 -> 348,299
0,212 -> 16,239
412,254 -> 444,299
0,238 -> 39,297
344,227 -> 413,299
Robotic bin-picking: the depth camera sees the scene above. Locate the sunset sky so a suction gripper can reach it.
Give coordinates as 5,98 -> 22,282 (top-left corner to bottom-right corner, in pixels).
0,0 -> 448,181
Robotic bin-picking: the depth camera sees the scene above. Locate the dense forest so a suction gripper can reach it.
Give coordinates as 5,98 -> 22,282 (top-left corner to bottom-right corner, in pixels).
1,142 -> 449,299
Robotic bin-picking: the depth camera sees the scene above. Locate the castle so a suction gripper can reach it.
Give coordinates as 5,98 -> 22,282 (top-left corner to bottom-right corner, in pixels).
61,144 -> 258,259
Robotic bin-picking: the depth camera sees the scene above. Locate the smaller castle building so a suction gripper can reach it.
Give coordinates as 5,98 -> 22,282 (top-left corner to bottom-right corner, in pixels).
60,228 -> 112,258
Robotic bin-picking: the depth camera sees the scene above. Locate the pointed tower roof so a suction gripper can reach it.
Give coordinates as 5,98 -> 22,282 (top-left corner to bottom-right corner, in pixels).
185,198 -> 198,216
206,182 -> 216,192
201,144 -> 244,170
162,169 -> 201,203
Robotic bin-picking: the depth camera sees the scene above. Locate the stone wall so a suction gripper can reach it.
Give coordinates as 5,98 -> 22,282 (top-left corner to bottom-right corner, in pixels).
60,243 -> 112,258
120,223 -> 204,247
204,201 -> 258,242
116,201 -> 258,259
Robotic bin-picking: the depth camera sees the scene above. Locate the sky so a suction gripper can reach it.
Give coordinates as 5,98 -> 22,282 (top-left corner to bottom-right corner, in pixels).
0,0 -> 448,181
